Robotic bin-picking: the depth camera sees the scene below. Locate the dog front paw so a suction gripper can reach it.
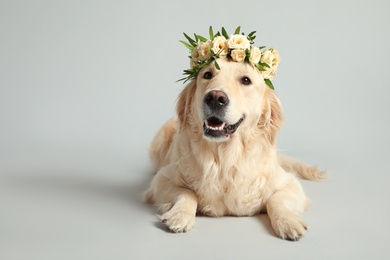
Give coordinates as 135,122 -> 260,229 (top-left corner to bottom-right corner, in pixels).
272,213 -> 308,241
161,208 -> 195,233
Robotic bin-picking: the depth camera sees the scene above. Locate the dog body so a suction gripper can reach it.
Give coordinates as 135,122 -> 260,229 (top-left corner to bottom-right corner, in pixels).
145,59 -> 324,240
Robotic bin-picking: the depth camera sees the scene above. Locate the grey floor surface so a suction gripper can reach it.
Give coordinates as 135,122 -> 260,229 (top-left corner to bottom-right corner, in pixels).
1,1 -> 390,259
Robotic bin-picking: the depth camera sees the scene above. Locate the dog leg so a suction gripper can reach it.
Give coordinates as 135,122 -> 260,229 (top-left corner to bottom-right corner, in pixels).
160,191 -> 197,233
145,166 -> 198,233
266,178 -> 309,241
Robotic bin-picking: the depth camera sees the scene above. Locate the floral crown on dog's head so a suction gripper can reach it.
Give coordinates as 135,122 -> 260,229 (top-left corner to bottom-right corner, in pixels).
178,26 -> 280,90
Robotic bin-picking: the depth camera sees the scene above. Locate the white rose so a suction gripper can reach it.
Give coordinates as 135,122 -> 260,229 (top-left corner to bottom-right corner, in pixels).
249,47 -> 261,65
197,41 -> 212,60
211,36 -> 228,58
230,49 -> 246,62
260,49 -> 280,80
227,34 -> 251,50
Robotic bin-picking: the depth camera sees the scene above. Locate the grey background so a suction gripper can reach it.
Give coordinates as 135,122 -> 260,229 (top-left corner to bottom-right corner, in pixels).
1,0 -> 389,259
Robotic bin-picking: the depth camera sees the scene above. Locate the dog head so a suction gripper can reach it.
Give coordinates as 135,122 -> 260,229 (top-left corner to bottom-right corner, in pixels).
177,58 -> 283,144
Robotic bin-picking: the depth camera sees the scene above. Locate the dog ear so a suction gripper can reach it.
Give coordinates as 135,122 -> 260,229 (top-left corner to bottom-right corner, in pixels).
258,87 -> 283,144
176,80 -> 197,132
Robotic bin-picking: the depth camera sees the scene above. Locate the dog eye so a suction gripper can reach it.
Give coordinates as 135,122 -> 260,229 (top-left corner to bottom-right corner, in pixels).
203,71 -> 213,79
241,76 -> 251,85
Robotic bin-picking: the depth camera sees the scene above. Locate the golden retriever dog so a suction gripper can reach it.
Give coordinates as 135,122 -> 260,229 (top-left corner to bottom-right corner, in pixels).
145,58 -> 325,241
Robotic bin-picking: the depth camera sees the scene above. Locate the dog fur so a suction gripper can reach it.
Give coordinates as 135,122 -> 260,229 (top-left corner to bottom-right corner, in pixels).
144,58 -> 325,240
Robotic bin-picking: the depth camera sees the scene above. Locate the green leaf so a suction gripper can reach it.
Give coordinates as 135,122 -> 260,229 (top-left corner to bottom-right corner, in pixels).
209,26 -> 214,40
259,46 -> 266,49
214,60 -> 220,70
176,77 -> 188,83
256,64 -> 266,71
259,62 -> 271,68
248,31 -> 256,38
221,27 -> 229,38
264,79 -> 275,90
181,75 -> 193,84
180,40 -> 194,51
207,46 -> 213,55
197,35 -> 208,42
183,33 -> 197,47
234,26 -> 241,34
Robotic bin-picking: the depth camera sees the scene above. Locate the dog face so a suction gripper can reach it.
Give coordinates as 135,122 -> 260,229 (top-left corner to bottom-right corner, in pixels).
195,58 -> 265,141
177,58 -> 283,143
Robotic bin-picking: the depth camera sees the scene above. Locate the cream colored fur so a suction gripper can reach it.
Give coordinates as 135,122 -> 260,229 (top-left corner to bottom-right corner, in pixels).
145,59 -> 325,240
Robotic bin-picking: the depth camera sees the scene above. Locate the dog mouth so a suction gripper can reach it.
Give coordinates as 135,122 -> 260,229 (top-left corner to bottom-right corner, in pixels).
203,116 -> 244,139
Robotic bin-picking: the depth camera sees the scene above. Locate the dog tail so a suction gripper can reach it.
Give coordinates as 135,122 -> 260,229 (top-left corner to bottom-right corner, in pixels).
279,155 -> 326,181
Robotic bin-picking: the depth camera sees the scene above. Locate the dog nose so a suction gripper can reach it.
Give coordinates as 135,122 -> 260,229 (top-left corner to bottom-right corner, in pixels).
204,90 -> 229,110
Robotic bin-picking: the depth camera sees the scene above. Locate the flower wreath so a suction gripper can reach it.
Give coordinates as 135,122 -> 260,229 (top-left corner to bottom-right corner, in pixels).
178,26 -> 280,90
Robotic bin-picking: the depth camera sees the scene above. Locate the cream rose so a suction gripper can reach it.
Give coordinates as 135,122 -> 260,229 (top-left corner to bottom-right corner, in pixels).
190,48 -> 200,67
191,48 -> 200,61
261,67 -> 277,80
271,49 -> 281,66
230,49 -> 246,62
211,36 -> 228,58
260,49 -> 280,67
249,47 -> 261,65
197,41 -> 212,60
260,49 -> 280,80
260,49 -> 273,66
190,59 -> 196,68
227,34 -> 251,50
